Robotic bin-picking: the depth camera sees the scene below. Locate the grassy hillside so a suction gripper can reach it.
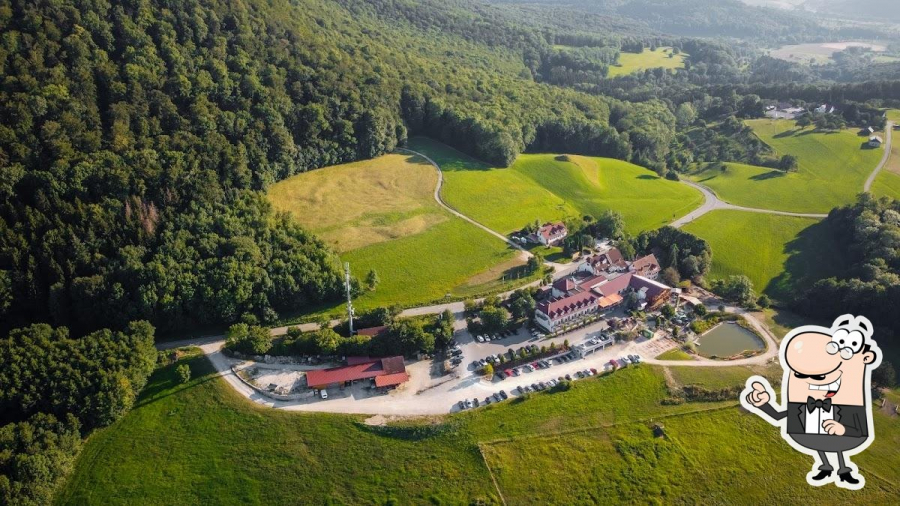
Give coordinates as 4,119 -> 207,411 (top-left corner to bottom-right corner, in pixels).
267,151 -> 529,312
608,46 -> 688,77
269,154 -> 444,252
872,137 -> 900,199
57,351 -> 900,504
682,210 -> 843,300
688,119 -> 883,213
409,138 -> 703,236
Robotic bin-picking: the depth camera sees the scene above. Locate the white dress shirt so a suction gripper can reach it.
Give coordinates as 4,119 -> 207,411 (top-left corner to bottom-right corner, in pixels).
805,405 -> 834,434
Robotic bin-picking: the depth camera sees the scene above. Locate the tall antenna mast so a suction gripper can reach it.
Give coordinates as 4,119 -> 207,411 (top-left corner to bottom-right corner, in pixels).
344,262 -> 354,334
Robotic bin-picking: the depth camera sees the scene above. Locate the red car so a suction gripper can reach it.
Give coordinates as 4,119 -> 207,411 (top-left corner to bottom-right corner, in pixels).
608,359 -> 618,370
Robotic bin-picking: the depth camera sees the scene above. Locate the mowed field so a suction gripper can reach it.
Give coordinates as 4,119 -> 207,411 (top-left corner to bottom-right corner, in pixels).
409,138 -> 703,236
688,119 -> 883,213
57,352 -> 900,505
268,152 -> 526,311
872,131 -> 900,200
769,41 -> 887,64
682,210 -> 843,300
608,46 -> 688,77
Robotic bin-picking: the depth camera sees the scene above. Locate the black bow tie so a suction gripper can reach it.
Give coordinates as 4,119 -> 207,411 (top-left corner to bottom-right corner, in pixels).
807,396 -> 832,413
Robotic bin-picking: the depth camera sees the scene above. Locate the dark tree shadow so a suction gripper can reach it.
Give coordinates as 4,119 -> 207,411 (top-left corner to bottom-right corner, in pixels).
636,174 -> 660,180
765,219 -> 844,303
749,170 -> 787,181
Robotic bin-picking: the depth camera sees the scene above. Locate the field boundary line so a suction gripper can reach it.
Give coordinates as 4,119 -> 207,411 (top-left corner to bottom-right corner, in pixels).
478,402 -> 739,447
475,442 -> 509,506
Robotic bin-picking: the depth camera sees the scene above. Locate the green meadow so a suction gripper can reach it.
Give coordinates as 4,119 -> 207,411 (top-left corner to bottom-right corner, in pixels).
689,119 -> 883,213
268,149 -> 532,312
57,352 -> 900,505
409,138 -> 703,236
682,210 -> 843,300
872,136 -> 900,200
608,46 -> 688,77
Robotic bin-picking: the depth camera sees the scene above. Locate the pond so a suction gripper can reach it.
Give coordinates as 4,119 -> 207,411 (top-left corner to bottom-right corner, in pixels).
696,322 -> 765,358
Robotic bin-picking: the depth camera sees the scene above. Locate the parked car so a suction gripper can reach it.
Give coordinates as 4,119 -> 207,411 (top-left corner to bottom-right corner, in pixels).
590,368 -> 598,375
632,354 -> 642,363
476,336 -> 485,343
485,397 -> 492,405
531,383 -> 539,391
622,356 -> 632,364
565,374 -> 572,381
465,399 -> 473,409
319,390 -> 328,399
459,400 -> 466,410
473,398 -> 480,407
517,385 -> 526,394
576,371 -> 584,378
499,390 -> 508,400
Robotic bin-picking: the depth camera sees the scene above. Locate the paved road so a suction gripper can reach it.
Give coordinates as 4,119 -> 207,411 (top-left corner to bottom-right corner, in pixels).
673,123 -> 897,228
864,121 -> 894,192
670,179 -> 828,228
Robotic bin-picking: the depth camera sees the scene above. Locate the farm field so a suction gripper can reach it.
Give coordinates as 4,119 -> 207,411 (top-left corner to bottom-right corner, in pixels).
769,41 -> 887,64
267,150 -> 529,312
682,210 -> 843,300
57,352 -> 900,504
408,138 -> 703,236
608,46 -> 688,77
872,137 -> 900,199
688,119 -> 883,213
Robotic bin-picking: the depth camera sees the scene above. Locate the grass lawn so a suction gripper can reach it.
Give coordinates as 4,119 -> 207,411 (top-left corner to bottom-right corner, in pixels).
758,307 -> 825,342
655,348 -> 694,361
343,217 -> 530,310
55,350 -> 499,505
886,109 -> 900,122
687,119 -> 884,213
267,149 -> 530,313
608,46 -> 687,77
409,138 -> 703,236
57,354 -> 900,505
872,137 -> 900,200
682,210 -> 843,301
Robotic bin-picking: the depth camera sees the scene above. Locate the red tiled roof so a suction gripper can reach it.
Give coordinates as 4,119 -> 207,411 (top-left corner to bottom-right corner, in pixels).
552,278 -> 577,293
537,291 -> 598,320
380,356 -> 406,375
591,273 -> 633,297
538,222 -> 567,241
586,248 -> 627,270
631,275 -> 670,300
375,372 -> 409,388
631,254 -> 661,276
357,325 -> 389,337
305,356 -> 406,389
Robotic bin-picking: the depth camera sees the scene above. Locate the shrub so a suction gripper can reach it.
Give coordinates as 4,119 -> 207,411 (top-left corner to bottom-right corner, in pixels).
176,364 -> 191,384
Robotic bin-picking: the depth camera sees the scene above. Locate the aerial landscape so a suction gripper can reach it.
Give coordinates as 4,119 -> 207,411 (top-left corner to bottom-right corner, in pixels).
1,0 -> 900,504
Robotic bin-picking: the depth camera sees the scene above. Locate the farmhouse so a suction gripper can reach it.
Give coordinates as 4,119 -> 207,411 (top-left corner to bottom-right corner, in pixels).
305,356 -> 408,390
578,247 -> 628,275
869,135 -> 884,148
629,253 -> 661,279
534,222 -> 568,246
356,325 -> 389,337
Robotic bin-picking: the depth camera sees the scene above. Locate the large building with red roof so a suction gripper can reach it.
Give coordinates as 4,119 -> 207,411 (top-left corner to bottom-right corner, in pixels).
535,268 -> 672,332
305,356 -> 408,390
534,222 -> 567,246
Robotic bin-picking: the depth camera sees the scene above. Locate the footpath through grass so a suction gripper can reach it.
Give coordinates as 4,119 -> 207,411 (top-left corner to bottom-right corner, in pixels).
688,119 -> 883,213
682,210 -> 843,300
267,149 -> 530,313
409,138 -> 702,236
608,46 -> 687,77
58,353 -> 900,505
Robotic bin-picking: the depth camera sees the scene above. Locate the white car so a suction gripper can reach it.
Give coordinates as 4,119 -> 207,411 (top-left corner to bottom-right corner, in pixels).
319,390 -> 328,399
476,335 -> 485,343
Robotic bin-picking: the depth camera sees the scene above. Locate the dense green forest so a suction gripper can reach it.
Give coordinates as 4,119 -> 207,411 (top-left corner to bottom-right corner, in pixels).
0,0 -> 712,336
795,195 -> 900,343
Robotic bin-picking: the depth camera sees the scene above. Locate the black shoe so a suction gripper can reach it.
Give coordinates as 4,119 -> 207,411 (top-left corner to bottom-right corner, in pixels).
839,472 -> 860,485
811,470 -> 832,481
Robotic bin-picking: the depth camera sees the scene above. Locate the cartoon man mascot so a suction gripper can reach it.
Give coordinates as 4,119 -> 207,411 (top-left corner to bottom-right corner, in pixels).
741,314 -> 881,490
